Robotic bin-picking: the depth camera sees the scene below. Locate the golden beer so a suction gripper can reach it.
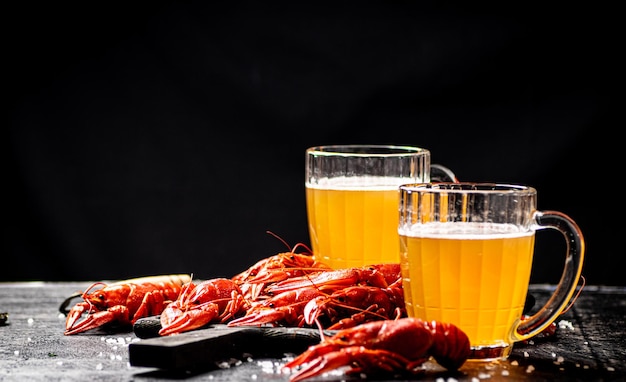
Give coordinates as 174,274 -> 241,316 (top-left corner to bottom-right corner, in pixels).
306,178 -> 401,269
399,223 -> 535,350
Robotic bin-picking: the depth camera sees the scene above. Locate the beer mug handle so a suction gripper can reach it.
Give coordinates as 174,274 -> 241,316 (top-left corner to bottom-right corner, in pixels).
512,210 -> 585,342
430,164 -> 458,182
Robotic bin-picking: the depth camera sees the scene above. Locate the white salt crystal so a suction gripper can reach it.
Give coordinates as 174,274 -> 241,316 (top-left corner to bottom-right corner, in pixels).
558,320 -> 574,330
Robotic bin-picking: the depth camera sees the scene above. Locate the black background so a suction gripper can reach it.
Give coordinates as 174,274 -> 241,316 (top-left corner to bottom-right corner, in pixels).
6,3 -> 619,285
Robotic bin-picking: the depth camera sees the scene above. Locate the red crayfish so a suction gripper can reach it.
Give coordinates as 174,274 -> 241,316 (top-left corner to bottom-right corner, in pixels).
226,263 -> 404,330
284,317 -> 471,382
265,263 -> 402,295
159,278 -> 249,336
303,280 -> 406,330
62,274 -> 190,335
231,236 -> 331,301
227,286 -> 328,328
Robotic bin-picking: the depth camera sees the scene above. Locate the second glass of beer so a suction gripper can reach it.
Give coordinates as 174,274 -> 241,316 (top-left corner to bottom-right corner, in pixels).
305,145 -> 432,269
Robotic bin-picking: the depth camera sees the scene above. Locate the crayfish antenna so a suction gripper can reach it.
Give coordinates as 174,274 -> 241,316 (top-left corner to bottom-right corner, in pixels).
266,230 -> 313,256
312,317 -> 327,342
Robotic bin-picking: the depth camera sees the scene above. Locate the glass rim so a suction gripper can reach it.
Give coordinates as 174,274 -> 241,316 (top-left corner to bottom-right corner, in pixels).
399,182 -> 536,194
306,144 -> 429,157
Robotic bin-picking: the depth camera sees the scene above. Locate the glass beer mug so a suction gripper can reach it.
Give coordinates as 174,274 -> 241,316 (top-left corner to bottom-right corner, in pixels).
398,182 -> 585,360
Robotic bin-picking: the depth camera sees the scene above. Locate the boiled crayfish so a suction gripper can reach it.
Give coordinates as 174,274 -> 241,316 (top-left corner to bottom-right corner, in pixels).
303,280 -> 406,330
283,317 -> 471,382
231,242 -> 331,301
159,278 -> 249,336
226,263 -> 404,330
62,274 -> 190,335
265,263 -> 401,295
227,286 -> 328,328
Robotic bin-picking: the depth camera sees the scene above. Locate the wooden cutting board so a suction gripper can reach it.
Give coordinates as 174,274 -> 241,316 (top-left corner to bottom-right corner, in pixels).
129,316 -> 334,371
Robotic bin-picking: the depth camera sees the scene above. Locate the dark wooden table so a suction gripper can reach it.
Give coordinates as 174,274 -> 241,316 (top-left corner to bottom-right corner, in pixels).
1,282 -> 624,381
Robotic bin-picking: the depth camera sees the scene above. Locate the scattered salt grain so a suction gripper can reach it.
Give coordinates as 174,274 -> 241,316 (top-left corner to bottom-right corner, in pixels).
257,360 -> 274,372
607,366 -> 615,372
524,351 -> 529,358
14,350 -> 19,356
95,363 -> 103,370
526,365 -> 535,373
477,372 -> 491,379
551,352 -> 556,358
556,356 -> 564,364
471,378 -> 480,382
510,360 -> 519,366
27,318 -> 34,325
58,313 -> 65,319
27,337 -> 31,342
558,320 -> 574,331
501,370 -> 509,376
56,361 -> 63,366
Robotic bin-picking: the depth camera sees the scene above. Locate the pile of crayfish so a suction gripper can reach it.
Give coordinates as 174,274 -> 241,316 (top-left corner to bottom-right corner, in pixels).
61,243 -> 407,336
60,242 -> 472,379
